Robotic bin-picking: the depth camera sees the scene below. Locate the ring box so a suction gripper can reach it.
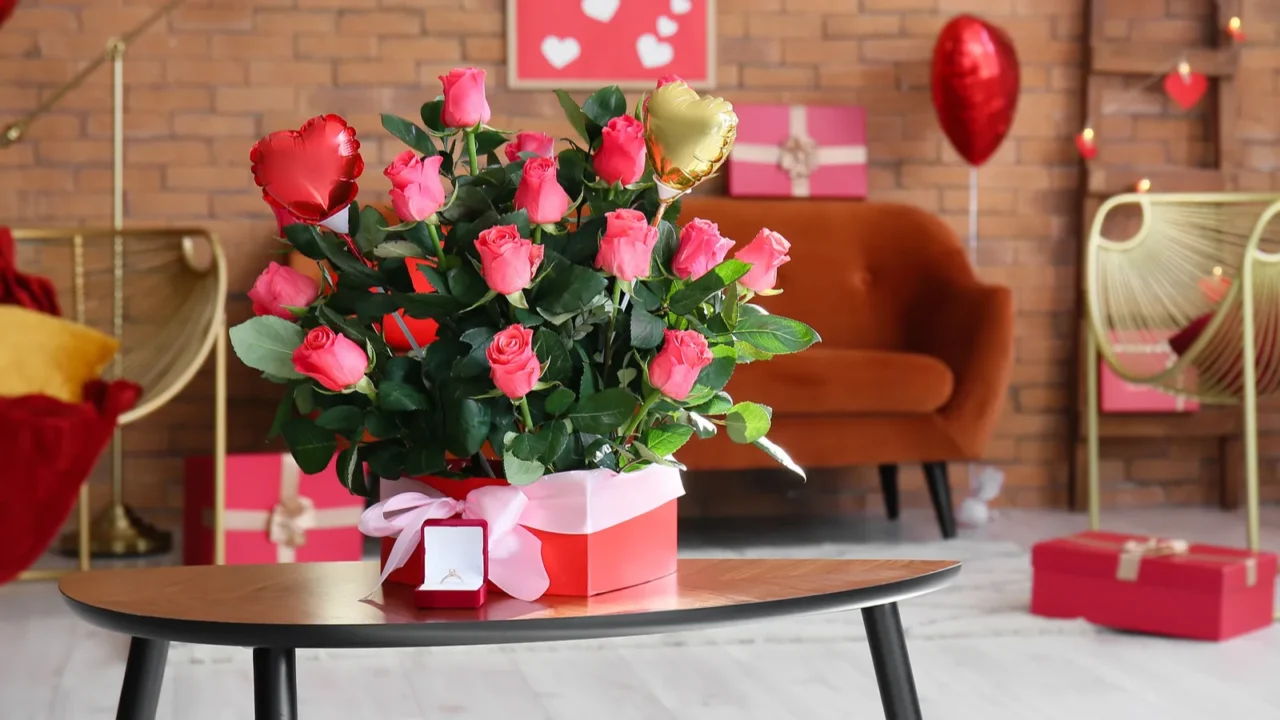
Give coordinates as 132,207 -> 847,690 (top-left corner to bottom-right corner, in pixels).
413,518 -> 488,609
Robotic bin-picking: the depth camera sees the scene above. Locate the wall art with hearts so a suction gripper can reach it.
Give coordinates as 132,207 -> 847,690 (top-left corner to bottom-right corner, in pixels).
507,0 -> 715,89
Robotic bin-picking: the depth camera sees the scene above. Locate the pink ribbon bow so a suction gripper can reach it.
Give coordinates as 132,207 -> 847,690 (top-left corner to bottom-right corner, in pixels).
358,484 -> 549,602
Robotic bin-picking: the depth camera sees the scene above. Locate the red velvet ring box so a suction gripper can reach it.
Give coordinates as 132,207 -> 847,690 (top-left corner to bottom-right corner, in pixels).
413,519 -> 488,610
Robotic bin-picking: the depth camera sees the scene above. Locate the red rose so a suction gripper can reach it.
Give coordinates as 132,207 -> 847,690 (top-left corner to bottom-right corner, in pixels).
593,115 -> 647,186
505,131 -> 556,162
291,327 -> 369,392
486,324 -> 541,400
514,157 -> 572,225
439,67 -> 491,129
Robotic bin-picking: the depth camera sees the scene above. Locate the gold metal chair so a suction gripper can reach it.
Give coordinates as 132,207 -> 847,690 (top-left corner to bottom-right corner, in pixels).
12,227 -> 228,578
1083,192 -> 1280,553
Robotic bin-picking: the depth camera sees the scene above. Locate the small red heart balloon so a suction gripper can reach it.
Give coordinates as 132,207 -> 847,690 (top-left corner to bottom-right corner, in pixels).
1164,70 -> 1208,111
931,15 -> 1021,168
250,114 -> 364,225
1074,131 -> 1098,161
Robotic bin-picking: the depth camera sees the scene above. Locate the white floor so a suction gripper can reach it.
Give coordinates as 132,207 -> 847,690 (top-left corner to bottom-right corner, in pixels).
2,506 -> 1279,719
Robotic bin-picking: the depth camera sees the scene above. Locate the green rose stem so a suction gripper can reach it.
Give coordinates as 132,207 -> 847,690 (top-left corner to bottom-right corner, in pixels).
601,282 -> 624,381
532,226 -> 543,245
620,389 -> 662,443
426,223 -> 447,264
465,128 -> 480,176
518,396 -> 535,431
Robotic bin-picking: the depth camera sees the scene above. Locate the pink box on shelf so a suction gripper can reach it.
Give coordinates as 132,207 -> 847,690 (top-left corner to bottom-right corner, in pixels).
184,453 -> 365,566
727,104 -> 868,199
1099,331 -> 1199,414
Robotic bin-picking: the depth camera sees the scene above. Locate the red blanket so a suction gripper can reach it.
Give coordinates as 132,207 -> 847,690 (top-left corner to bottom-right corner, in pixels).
1,227 -> 60,315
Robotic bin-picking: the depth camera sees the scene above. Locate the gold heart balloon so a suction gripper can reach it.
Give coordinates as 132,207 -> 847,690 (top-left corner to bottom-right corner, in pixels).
643,81 -> 739,196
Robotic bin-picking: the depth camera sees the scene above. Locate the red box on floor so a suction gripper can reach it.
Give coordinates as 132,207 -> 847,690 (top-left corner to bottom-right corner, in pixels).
184,453 -> 365,566
1031,531 -> 1277,641
378,467 -> 683,598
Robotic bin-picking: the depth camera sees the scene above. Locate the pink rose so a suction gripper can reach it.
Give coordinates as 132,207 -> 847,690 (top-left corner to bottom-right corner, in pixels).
476,225 -> 545,296
595,209 -> 659,282
384,151 -> 446,222
673,218 -> 733,280
248,261 -> 319,321
649,329 -> 714,401
734,228 -> 792,293
439,67 -> 491,129
292,326 -> 369,392
592,115 -> 647,187
486,324 -> 541,400
514,157 -> 572,225
656,74 -> 683,88
505,131 -> 555,162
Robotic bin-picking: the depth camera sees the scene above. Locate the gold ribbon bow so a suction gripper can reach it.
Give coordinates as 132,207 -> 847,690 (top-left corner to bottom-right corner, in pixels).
778,134 -> 818,181
1070,534 -> 1258,586
729,105 -> 868,198
267,495 -> 317,550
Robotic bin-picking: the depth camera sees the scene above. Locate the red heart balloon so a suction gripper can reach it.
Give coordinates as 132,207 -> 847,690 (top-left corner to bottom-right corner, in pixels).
250,114 -> 364,225
1164,70 -> 1207,111
1074,131 -> 1098,161
931,15 -> 1021,167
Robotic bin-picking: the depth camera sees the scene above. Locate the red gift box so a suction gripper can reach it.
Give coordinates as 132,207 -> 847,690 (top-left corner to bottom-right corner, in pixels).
184,453 -> 365,566
1031,531 -> 1277,641
373,465 -> 683,598
414,519 -> 488,609
727,104 -> 868,199
1099,330 -> 1199,413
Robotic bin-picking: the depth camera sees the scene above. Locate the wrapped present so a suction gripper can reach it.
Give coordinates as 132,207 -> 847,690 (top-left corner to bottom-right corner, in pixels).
1100,331 -> 1199,413
727,104 -> 868,198
184,453 -> 365,565
1031,531 -> 1277,641
360,465 -> 684,600
414,519 -> 488,609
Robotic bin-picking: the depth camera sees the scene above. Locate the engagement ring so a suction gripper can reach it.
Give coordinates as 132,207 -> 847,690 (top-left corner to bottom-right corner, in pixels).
439,568 -> 464,585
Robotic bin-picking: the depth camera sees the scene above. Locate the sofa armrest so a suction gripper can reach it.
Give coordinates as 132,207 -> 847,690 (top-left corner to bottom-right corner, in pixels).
910,282 -> 1014,458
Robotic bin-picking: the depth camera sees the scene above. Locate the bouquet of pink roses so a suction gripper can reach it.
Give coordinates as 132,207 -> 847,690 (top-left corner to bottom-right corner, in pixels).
229,68 -> 818,494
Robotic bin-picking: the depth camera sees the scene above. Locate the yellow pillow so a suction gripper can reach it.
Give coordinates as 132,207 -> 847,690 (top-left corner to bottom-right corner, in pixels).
0,306 -> 120,403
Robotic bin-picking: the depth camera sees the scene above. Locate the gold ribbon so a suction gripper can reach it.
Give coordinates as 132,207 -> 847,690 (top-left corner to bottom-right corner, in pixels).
1070,534 -> 1258,586
731,105 -> 867,197
215,455 -> 363,563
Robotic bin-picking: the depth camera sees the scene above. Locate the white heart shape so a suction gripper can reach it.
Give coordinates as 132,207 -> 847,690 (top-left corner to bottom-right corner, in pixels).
670,0 -> 692,15
581,0 -> 620,23
541,35 -> 581,70
636,33 -> 674,69
656,15 -> 679,38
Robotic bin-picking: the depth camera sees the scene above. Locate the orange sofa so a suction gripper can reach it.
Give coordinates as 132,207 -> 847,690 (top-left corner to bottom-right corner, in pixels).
676,198 -> 1015,538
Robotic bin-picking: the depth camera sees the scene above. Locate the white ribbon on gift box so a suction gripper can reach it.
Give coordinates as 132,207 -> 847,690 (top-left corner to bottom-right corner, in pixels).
218,455 -> 364,564
1109,339 -> 1193,411
731,105 -> 867,198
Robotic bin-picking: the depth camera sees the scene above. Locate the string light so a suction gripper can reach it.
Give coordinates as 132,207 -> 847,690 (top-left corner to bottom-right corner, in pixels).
1136,178 -> 1152,193
1227,16 -> 1244,42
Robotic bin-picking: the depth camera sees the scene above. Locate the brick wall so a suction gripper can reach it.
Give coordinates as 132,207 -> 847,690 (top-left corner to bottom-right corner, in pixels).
3,0 -> 1280,524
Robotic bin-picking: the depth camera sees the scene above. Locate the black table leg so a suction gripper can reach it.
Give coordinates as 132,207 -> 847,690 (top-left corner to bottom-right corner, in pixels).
862,603 -> 923,720
253,647 -> 298,720
116,636 -> 169,720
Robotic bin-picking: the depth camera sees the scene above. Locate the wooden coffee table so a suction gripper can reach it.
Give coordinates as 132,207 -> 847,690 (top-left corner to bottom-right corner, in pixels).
60,558 -> 959,720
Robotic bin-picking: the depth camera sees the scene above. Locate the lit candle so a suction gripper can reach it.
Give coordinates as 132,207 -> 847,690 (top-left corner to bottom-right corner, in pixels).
1136,178 -> 1151,193
1226,16 -> 1244,42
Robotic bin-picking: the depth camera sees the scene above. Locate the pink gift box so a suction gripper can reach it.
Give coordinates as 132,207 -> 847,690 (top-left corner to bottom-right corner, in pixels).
1099,331 -> 1199,414
184,453 -> 365,566
727,104 -> 868,199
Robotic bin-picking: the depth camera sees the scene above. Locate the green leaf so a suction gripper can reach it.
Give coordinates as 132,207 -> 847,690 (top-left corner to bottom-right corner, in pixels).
735,343 -> 773,364
726,402 -> 772,444
754,436 -> 806,479
693,344 -> 736,393
629,308 -> 665,350
687,411 -> 717,439
545,387 -> 576,416
495,209 -> 532,238
365,442 -> 407,479
424,337 -> 467,382
533,328 -> 571,383
584,437 -> 618,470
382,114 -> 436,156
668,259 -> 752,315
442,382 -> 491,456
317,232 -> 383,288
281,417 -> 338,474
380,356 -> 421,385
336,446 -> 367,496
283,223 -> 326,260
228,316 -> 305,379
364,408 -> 401,440
582,85 -> 627,128
379,380 -> 428,411
542,420 -> 571,465
315,405 -> 364,434
316,305 -> 383,354
504,454 -> 545,486
508,432 -> 549,462
567,388 -> 639,435
396,292 -> 463,320
354,206 -> 389,254
650,220 -> 679,277
556,149 -> 589,206
732,315 -> 821,355
554,89 -> 591,142
353,292 -> 400,321
420,98 -> 447,133
643,423 -> 695,457
267,389 -> 295,441
294,383 -> 315,415
473,129 -> 509,157
576,343 -> 597,398
373,240 -> 426,259
631,281 -> 662,312
535,252 -> 609,316
689,391 -> 732,416
403,438 -> 448,476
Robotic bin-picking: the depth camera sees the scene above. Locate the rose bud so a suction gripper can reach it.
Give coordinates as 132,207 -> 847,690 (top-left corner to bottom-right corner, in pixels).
476,225 -> 545,296
439,67 -> 492,129
505,131 -> 555,163
486,324 -> 542,400
594,209 -> 659,283
672,218 -> 733,281
593,115 -> 647,187
292,326 -> 370,392
734,228 -> 792,293
514,157 -> 572,225
248,262 -> 319,321
383,151 -> 446,222
649,329 -> 714,401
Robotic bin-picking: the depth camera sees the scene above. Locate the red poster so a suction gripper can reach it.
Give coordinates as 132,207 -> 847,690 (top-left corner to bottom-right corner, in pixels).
507,0 -> 715,89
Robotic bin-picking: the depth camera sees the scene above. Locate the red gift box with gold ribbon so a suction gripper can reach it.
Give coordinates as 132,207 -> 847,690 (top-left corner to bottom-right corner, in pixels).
1031,531 -> 1277,641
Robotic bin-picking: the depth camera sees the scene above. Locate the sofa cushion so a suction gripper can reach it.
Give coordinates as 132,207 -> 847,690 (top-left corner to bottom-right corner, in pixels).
726,348 -> 954,415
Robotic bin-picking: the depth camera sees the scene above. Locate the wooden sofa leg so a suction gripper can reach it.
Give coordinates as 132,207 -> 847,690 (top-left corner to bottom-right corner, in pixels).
923,462 -> 957,540
877,464 -> 900,521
